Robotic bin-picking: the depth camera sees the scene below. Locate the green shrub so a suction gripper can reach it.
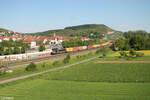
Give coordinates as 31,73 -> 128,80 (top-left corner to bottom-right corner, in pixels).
0,69 -> 6,75
39,44 -> 45,52
88,52 -> 93,56
96,49 -> 101,54
119,51 -> 126,57
76,55 -> 81,59
52,61 -> 60,66
136,52 -> 144,57
41,63 -> 46,68
63,54 -> 71,64
129,49 -> 136,56
25,62 -> 37,71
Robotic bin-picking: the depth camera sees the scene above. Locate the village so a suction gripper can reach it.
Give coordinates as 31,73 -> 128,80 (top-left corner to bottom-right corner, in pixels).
0,31 -> 93,62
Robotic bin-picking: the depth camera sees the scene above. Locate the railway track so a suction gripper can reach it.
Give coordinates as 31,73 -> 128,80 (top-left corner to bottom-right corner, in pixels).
7,48 -> 99,69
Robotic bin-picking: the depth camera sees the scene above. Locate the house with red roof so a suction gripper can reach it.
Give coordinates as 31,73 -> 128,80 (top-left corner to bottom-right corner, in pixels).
23,37 -> 37,48
49,33 -> 63,44
81,37 -> 90,41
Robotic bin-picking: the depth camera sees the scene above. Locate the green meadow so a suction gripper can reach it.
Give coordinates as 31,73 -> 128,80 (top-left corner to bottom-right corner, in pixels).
0,55 -> 150,100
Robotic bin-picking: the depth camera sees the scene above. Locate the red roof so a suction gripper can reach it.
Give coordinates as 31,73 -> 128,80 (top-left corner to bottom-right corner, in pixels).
23,37 -> 37,44
49,36 -> 63,40
37,36 -> 49,41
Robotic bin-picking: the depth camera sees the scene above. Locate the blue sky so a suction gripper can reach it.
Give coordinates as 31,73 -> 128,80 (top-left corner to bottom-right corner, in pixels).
0,0 -> 150,33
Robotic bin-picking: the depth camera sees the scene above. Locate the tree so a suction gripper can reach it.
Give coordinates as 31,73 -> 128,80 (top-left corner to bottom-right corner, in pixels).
63,54 -> 71,64
99,47 -> 110,57
129,35 -> 145,50
21,46 -> 26,53
114,38 -> 125,50
5,47 -> 13,55
119,51 -> 127,57
0,45 -> 4,55
13,46 -> 21,54
129,49 -> 136,56
39,44 -> 45,51
123,30 -> 150,50
25,62 -> 37,71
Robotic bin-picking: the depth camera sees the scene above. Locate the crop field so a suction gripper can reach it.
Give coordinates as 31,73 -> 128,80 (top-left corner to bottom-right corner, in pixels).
0,79 -> 150,100
40,57 -> 150,82
111,50 -> 150,56
0,56 -> 150,100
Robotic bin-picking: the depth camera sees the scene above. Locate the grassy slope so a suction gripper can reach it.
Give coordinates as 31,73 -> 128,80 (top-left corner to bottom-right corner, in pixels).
0,55 -> 150,100
0,79 -> 150,100
39,57 -> 150,82
31,24 -> 121,36
0,51 -> 98,81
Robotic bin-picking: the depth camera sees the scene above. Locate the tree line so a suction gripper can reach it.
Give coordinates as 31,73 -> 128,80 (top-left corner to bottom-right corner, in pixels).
62,39 -> 100,48
114,30 -> 150,50
0,39 -> 30,55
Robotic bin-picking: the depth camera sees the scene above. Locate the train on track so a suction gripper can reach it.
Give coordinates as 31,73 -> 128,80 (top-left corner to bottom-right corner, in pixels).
0,42 -> 113,61
0,50 -> 52,61
51,42 -> 113,54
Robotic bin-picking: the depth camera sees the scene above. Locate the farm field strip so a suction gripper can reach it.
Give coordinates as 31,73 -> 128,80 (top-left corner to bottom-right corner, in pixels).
0,55 -> 150,100
111,50 -> 150,56
96,60 -> 150,63
0,79 -> 150,100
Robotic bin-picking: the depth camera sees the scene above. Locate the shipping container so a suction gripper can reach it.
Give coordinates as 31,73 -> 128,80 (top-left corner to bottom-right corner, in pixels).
73,47 -> 80,51
78,46 -> 83,50
100,44 -> 103,47
82,46 -> 87,50
109,42 -> 113,46
29,54 -> 38,59
66,48 -> 73,52
87,45 -> 93,49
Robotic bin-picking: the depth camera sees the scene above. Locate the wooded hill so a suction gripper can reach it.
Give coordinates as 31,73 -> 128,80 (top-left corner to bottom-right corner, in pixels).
29,24 -> 122,39
0,28 -> 10,33
0,28 -> 16,35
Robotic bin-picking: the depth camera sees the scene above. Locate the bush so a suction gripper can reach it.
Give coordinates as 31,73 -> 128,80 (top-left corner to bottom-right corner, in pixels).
88,52 -> 93,56
129,49 -> 136,56
52,61 -> 60,66
119,51 -> 127,57
96,49 -> 101,54
76,55 -> 81,59
39,44 -> 45,52
0,69 -> 6,75
25,62 -> 37,71
63,54 -> 71,64
102,53 -> 106,57
136,52 -> 144,57
41,63 -> 46,68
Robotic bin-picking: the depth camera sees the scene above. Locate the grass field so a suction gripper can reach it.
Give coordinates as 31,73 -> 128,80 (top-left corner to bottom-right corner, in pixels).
0,79 -> 150,100
0,52 -> 97,81
0,54 -> 150,100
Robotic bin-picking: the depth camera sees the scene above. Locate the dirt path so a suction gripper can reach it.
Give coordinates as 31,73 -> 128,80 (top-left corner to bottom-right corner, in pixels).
96,61 -> 150,63
0,56 -> 98,85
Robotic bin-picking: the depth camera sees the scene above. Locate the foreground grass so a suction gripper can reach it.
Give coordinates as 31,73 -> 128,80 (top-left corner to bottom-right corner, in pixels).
0,52 -> 150,100
0,79 -> 150,100
0,51 -> 100,81
38,57 -> 150,83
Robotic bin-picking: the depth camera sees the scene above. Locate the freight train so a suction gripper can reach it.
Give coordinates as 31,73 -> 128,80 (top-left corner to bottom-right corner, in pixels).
0,49 -> 52,61
0,42 -> 113,61
51,42 -> 113,54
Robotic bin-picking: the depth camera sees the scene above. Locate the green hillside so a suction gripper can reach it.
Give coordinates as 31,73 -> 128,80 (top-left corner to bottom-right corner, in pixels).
31,24 -> 122,39
0,28 -> 10,33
